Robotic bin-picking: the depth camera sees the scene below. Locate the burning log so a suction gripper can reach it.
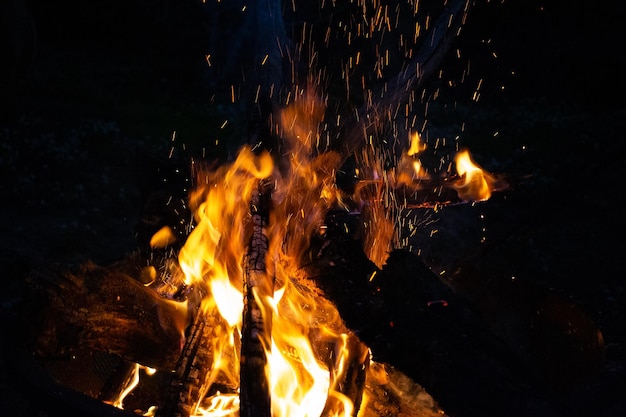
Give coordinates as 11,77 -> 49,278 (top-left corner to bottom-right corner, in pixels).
161,300 -> 238,417
354,174 -> 509,210
10,198 -> 451,417
11,253 -> 447,417
240,180 -> 274,417
25,258 -> 189,371
322,333 -> 370,417
16,186 -> 602,417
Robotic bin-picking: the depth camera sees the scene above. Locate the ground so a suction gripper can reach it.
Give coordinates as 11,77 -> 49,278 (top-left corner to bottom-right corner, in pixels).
1,1 -> 625,416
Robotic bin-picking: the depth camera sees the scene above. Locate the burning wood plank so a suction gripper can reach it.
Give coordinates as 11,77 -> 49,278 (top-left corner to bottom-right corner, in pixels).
161,300 -> 238,417
240,180 -> 274,417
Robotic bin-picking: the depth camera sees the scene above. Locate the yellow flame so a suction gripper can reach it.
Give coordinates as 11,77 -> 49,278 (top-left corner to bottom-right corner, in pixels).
149,226 -> 178,248
453,149 -> 494,201
266,279 -> 357,417
134,79 -> 489,416
111,364 -> 156,410
210,273 -> 243,328
195,393 -> 239,417
390,131 -> 430,189
406,131 -> 426,156
177,85 -> 371,417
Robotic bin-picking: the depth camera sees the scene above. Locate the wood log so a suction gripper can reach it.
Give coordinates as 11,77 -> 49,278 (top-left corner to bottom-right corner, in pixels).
14,239 -> 441,417
353,174 -> 509,210
322,333 -> 370,417
240,181 -> 274,417
5,248 -> 446,417
302,210 -> 606,417
159,302 -> 239,417
25,259 -> 190,371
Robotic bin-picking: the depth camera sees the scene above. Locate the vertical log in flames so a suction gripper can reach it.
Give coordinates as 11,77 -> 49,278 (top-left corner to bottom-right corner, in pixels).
240,179 -> 274,417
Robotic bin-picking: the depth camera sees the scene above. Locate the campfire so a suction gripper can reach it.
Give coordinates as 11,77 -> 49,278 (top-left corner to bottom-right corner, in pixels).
18,81 -> 501,417
5,1 -> 527,416
146,86 -> 498,417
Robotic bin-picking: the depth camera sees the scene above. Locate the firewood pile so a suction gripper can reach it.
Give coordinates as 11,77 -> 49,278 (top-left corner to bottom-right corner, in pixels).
8,186 -> 453,417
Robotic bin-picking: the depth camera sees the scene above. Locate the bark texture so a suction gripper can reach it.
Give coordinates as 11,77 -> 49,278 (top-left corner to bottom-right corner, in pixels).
240,182 -> 274,417
25,259 -> 189,371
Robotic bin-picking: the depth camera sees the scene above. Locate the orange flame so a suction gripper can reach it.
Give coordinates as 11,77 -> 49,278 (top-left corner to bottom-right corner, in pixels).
453,149 -> 494,202
109,364 -> 156,410
407,131 -> 426,157
393,131 -> 430,187
145,82 -> 494,416
168,84 -> 372,417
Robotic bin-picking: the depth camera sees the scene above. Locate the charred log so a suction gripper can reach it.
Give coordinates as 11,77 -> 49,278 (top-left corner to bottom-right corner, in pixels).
160,304 -> 238,417
25,259 -> 189,371
97,360 -> 139,406
323,334 -> 370,417
303,210 -> 603,417
240,180 -> 274,417
306,244 -> 530,417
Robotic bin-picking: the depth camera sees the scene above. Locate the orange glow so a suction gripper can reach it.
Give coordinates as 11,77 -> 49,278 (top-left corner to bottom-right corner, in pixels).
352,148 -> 398,269
453,149 -> 495,202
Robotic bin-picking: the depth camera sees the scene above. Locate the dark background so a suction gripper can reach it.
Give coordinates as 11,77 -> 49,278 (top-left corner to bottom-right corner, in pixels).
1,1 -> 625,416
